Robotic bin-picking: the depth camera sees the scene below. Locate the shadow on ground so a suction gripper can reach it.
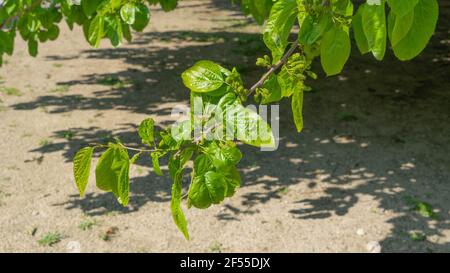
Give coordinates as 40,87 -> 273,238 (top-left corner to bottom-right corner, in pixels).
14,1 -> 450,252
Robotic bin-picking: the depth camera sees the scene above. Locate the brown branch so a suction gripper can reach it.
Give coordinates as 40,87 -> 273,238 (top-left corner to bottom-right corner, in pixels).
0,0 -> 44,29
248,42 -> 299,95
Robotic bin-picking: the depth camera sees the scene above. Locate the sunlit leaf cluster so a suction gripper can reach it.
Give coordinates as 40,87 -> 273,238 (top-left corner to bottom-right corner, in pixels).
1,0 -> 439,239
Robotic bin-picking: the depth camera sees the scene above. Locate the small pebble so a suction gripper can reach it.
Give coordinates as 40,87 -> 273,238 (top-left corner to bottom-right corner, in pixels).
357,228 -> 365,236
367,241 -> 381,253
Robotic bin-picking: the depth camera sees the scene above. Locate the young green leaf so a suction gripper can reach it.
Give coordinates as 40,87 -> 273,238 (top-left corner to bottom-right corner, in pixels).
387,0 -> 418,17
95,144 -> 129,204
120,3 -> 136,25
81,0 -> 103,18
193,154 -> 211,177
0,30 -> 15,56
204,171 -> 228,204
88,15 -> 105,47
105,15 -> 123,47
28,38 -> 38,57
260,74 -> 282,104
95,147 -> 117,192
263,0 -> 298,62
388,9 -> 414,47
47,25 -> 60,41
73,147 -> 94,197
188,174 -> 212,209
362,1 -> 387,60
224,167 -> 241,198
171,120 -> 192,142
391,0 -> 438,61
228,101 -> 276,148
298,14 -> 331,46
117,161 -> 130,206
181,61 -> 225,93
151,152 -> 164,176
320,26 -> 351,76
291,86 -> 304,133
131,3 -> 150,31
138,118 -> 155,146
352,5 -> 369,54
159,0 -> 179,12
170,171 -> 189,240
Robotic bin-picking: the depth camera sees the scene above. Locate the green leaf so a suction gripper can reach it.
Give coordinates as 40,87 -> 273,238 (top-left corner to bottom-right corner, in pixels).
278,67 -> 297,97
159,0 -> 179,12
151,152 -> 164,176
95,147 -> 116,192
334,0 -> 354,16
214,93 -> 274,148
88,15 -> 104,47
117,161 -> 130,206
291,86 -> 304,133
73,147 -> 94,197
187,170 -> 228,209
391,0 -> 438,61
95,144 -> 129,204
138,118 -> 155,146
352,5 -> 369,54
221,143 -> 242,166
204,141 -> 242,171
122,23 -> 132,42
320,26 -> 351,76
171,120 -> 192,142
81,0 -> 103,18
120,3 -> 136,25
193,154 -> 211,176
204,171 -> 227,204
388,9 -> 414,47
298,14 -> 331,45
235,104 -> 275,148
241,0 -> 273,24
260,74 -> 282,104
182,61 -> 225,93
362,1 -> 387,60
218,94 -> 275,148
28,38 -> 38,57
224,167 -> 241,198
263,0 -> 298,62
0,1 -> 18,20
131,3 -> 150,31
170,170 -> 189,240
159,131 -> 178,150
105,15 -> 123,47
187,174 -> 212,209
47,25 -> 60,41
387,0 -> 418,17
168,149 -> 192,180
0,30 -> 15,56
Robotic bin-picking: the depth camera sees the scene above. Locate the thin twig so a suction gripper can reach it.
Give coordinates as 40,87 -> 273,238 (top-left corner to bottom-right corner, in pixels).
118,143 -> 157,153
248,42 -> 299,95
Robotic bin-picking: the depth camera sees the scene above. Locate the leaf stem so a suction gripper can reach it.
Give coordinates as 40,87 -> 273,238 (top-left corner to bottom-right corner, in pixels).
248,42 -> 299,96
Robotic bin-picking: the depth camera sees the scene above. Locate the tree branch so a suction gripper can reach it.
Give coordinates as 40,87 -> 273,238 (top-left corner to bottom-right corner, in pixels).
248,42 -> 299,95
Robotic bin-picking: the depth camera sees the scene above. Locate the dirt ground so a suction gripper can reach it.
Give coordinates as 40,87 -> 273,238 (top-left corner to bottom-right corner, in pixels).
0,0 -> 449,253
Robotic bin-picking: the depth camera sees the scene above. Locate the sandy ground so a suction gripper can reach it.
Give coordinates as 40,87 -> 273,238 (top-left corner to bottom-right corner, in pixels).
0,0 -> 449,253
